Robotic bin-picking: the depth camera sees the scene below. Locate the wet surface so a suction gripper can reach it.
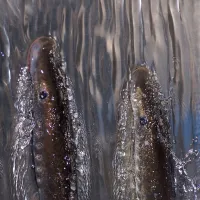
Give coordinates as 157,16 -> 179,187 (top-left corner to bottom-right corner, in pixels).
0,0 -> 200,199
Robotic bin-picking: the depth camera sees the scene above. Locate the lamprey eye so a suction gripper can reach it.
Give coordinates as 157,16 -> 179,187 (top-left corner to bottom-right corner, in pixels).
39,91 -> 48,100
140,116 -> 148,125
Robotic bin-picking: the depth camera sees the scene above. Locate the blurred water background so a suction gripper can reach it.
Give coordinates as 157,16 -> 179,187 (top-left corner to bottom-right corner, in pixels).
0,0 -> 200,199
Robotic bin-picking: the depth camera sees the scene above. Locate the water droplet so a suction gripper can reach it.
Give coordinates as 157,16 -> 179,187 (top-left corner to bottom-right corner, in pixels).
71,182 -> 76,191
74,112 -> 78,118
64,155 -> 70,162
68,95 -> 73,101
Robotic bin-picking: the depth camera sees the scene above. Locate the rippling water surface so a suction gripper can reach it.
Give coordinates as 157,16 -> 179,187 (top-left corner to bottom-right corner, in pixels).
0,0 -> 200,199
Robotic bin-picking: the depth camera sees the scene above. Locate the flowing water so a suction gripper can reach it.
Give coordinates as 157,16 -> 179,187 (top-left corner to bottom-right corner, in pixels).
0,0 -> 200,199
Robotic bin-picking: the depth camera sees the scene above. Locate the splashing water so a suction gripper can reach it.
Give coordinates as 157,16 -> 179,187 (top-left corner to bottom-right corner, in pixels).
12,62 -> 91,199
1,0 -> 200,199
113,66 -> 198,200
56,68 -> 91,200
11,66 -> 36,200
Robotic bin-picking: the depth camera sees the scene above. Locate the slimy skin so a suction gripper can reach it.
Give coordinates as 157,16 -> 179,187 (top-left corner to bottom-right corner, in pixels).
113,66 -> 175,200
130,66 -> 175,200
27,37 -> 72,200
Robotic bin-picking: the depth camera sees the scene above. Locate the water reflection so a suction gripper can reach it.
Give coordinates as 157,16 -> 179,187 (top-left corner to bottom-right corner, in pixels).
0,0 -> 199,199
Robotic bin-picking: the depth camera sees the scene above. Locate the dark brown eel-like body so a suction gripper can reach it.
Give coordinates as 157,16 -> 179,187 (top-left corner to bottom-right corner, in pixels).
27,37 -> 73,200
113,66 -> 175,200
131,66 -> 175,199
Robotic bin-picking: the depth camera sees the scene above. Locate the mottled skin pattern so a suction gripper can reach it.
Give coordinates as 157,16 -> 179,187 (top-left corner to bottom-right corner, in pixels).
27,37 -> 71,200
130,66 -> 175,199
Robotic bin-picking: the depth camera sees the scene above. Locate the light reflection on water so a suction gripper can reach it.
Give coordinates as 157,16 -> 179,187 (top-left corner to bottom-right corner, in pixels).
0,0 -> 199,199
